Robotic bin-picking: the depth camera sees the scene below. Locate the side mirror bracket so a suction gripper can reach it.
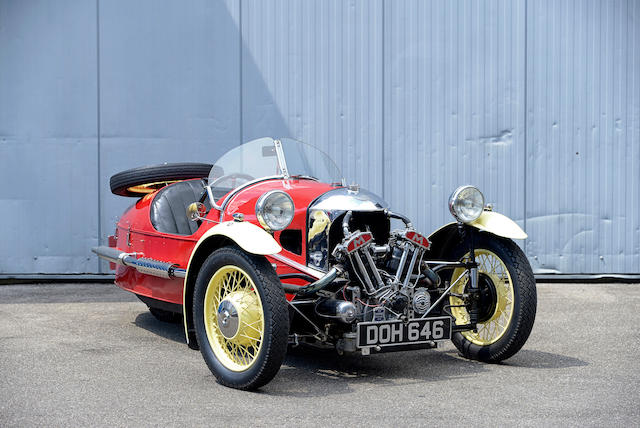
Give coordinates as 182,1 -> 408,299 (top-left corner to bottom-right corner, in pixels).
186,202 -> 207,222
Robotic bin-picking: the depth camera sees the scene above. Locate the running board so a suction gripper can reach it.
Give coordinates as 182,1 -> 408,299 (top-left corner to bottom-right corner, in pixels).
91,246 -> 186,279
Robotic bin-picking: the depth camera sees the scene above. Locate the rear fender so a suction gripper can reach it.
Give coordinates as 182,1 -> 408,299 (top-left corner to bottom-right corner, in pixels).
182,221 -> 281,349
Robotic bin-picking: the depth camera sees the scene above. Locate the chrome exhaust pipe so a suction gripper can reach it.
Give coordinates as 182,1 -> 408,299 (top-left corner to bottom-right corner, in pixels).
92,246 -> 186,279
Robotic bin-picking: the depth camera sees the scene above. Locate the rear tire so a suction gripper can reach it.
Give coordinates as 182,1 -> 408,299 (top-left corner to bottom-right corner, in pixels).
110,163 -> 213,197
193,247 -> 289,390
448,234 -> 537,362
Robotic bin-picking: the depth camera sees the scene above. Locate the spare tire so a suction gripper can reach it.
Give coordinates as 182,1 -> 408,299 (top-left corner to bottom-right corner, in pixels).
110,162 -> 214,197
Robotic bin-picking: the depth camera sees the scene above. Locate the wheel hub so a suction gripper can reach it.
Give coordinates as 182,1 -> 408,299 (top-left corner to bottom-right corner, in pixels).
459,272 -> 498,322
449,249 -> 515,346
476,273 -> 498,323
217,300 -> 239,339
215,290 -> 262,345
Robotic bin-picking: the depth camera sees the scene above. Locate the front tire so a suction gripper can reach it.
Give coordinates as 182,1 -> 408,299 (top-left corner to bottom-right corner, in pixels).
193,247 -> 289,390
448,234 -> 537,362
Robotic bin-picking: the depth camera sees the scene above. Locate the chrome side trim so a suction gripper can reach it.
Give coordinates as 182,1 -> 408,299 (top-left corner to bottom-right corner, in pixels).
270,253 -> 324,280
170,267 -> 187,279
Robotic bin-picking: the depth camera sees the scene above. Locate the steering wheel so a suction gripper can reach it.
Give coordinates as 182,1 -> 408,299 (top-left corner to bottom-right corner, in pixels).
198,172 -> 256,207
208,172 -> 255,189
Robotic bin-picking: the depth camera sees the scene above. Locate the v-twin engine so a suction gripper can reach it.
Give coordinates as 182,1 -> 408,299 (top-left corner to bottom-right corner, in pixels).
331,210 -> 438,322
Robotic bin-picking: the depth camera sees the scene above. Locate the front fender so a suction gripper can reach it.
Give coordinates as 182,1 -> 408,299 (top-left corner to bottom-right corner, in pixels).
182,221 -> 281,348
192,220 -> 282,256
468,211 -> 527,240
427,211 -> 526,259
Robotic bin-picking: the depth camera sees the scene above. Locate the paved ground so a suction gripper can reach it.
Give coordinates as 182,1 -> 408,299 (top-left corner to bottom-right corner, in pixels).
0,282 -> 638,427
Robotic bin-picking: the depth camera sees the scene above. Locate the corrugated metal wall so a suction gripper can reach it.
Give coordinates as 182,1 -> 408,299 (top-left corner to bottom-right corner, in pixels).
0,0 -> 638,275
526,0 -> 640,274
241,0 -> 384,194
384,0 -> 526,240
0,0 -> 99,273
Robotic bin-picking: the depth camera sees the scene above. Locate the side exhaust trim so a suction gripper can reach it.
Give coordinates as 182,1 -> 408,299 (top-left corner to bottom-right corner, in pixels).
92,246 -> 186,279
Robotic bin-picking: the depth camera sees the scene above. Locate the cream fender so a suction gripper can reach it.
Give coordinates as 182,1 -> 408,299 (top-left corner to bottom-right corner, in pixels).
468,211 -> 527,240
182,221 -> 281,347
428,211 -> 527,245
189,220 -> 281,257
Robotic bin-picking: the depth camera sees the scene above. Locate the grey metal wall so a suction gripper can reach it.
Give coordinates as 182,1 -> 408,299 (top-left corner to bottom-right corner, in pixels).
526,0 -> 640,274
1,0 -> 98,274
0,0 -> 637,275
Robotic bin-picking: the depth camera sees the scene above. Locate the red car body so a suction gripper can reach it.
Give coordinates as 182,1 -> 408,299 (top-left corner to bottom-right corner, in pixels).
112,178 -> 334,304
95,137 -> 536,390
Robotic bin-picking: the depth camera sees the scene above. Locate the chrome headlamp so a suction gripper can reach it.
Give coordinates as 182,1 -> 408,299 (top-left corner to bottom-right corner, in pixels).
448,185 -> 485,223
256,190 -> 294,231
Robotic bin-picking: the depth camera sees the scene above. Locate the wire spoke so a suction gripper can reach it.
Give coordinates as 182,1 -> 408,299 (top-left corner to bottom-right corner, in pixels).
450,250 -> 517,345
203,265 -> 265,370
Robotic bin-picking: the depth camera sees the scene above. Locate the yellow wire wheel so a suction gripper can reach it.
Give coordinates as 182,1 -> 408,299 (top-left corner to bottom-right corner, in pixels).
449,249 -> 515,346
203,265 -> 265,372
446,236 -> 537,363
193,247 -> 289,390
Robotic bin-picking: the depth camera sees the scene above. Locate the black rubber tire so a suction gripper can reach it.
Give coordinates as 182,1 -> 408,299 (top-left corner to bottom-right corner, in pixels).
193,247 -> 289,390
110,162 -> 213,197
449,234 -> 537,362
149,307 -> 182,324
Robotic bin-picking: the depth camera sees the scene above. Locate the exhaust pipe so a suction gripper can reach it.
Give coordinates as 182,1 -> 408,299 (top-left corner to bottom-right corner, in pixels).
92,246 -> 186,279
281,265 -> 342,296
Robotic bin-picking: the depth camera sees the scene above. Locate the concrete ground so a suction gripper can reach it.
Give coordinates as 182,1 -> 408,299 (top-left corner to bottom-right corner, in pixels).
0,282 -> 638,427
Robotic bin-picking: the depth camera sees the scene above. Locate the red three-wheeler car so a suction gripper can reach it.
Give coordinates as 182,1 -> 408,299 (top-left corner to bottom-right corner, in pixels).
93,137 -> 536,390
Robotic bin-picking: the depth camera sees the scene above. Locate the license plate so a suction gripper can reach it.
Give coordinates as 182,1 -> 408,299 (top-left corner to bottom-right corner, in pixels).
356,317 -> 452,348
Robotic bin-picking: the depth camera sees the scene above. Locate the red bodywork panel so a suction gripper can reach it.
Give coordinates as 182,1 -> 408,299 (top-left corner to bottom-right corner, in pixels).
111,178 -> 335,305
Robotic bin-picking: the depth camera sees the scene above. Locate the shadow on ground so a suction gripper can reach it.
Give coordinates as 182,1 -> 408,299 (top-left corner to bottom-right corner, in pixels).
131,309 -> 588,398
134,311 -> 186,343
268,345 -> 586,397
502,349 -> 588,369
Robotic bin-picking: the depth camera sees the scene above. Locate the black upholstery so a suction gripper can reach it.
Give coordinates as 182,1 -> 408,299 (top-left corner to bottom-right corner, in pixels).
150,179 -> 209,235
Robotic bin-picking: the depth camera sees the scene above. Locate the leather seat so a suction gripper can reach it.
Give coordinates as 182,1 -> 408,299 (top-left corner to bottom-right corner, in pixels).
150,179 -> 209,235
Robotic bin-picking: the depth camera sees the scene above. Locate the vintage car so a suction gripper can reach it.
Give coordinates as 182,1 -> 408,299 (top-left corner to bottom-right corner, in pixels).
93,137 -> 537,390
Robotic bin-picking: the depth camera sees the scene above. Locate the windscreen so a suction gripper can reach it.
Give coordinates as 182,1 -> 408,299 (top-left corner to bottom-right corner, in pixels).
207,137 -> 281,202
279,138 -> 343,186
208,137 -> 344,204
